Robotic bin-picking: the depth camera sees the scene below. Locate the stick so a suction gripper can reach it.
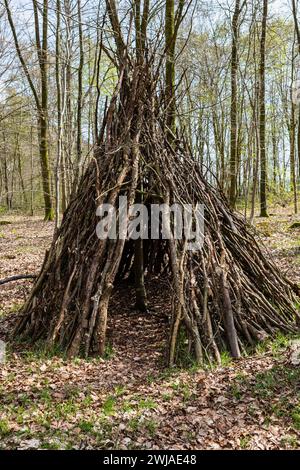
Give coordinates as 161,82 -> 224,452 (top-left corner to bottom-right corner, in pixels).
0,275 -> 36,286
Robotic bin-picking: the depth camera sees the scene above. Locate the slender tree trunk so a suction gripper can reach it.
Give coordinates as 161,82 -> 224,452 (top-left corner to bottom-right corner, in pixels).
134,238 -> 147,311
2,132 -> 10,210
297,110 -> 300,186
16,137 -> 27,207
290,102 -> 298,213
74,0 -> 84,188
134,180 -> 147,312
55,0 -> 62,228
39,113 -> 52,220
259,0 -> 268,217
290,40 -> 298,214
250,81 -> 260,223
30,125 -> 34,216
40,0 -> 53,220
165,0 -> 176,138
292,0 -> 300,189
229,0 -> 241,208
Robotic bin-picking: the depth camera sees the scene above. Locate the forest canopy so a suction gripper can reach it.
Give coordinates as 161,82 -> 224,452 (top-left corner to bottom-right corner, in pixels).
0,0 -> 299,220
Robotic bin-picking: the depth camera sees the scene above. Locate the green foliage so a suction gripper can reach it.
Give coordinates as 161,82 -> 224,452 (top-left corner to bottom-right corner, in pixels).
255,333 -> 297,356
102,396 -> 116,415
79,420 -> 94,433
41,442 -> 61,450
231,363 -> 300,431
20,341 -> 66,361
291,406 -> 300,430
230,383 -> 242,400
281,435 -> 299,449
175,326 -> 198,368
239,436 -> 251,449
144,419 -> 157,437
220,351 -> 233,367
137,398 -> 157,410
0,419 -> 10,436
104,342 -> 115,360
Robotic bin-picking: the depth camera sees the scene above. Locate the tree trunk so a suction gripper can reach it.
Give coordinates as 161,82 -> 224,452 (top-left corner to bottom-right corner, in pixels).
229,0 -> 241,208
259,0 -> 268,217
39,113 -> 53,220
290,104 -> 298,213
165,0 -> 176,138
74,0 -> 84,189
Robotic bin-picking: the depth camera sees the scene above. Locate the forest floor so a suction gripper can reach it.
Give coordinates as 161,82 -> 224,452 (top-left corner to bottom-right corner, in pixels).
0,206 -> 300,450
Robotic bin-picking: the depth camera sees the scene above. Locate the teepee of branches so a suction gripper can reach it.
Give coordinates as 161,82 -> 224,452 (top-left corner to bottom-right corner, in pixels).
13,50 -> 300,366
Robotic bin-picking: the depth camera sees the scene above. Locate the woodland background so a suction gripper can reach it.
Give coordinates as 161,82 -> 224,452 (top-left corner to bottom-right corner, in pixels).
0,0 -> 299,220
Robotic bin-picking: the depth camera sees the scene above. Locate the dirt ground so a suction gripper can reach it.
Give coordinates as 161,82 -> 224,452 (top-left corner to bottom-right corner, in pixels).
0,208 -> 300,450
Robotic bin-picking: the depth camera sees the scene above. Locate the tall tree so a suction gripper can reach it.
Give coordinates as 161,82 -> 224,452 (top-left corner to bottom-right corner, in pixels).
290,39 -> 298,214
74,0 -> 84,188
165,0 -> 176,137
259,0 -> 268,217
229,0 -> 242,208
292,0 -> 300,195
165,0 -> 185,140
4,0 -> 53,220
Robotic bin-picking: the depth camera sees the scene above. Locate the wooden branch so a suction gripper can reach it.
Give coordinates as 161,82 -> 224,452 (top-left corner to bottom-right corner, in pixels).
106,0 -> 126,60
32,0 -> 42,69
4,0 -> 41,111
0,275 -> 37,286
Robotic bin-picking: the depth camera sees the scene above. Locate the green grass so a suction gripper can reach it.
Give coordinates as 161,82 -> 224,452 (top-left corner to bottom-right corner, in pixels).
230,383 -> 242,400
52,399 -> 80,419
104,342 -> 115,360
0,419 -> 10,436
174,327 -> 197,368
137,398 -> 157,410
170,380 -> 193,403
281,435 -> 299,449
102,396 -> 116,415
128,417 -> 140,432
255,333 -> 296,356
254,370 -> 277,398
18,341 -> 67,361
79,420 -> 94,433
0,302 -> 23,318
121,400 -> 134,413
291,406 -> 300,430
145,419 -> 157,437
162,392 -> 172,402
230,363 -> 300,431
220,351 -> 233,367
114,385 -> 125,397
123,415 -> 158,438
41,441 -> 61,450
240,436 -> 251,449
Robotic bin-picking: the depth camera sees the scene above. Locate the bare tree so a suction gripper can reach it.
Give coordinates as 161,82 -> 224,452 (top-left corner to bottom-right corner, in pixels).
259,0 -> 268,217
4,0 -> 53,220
229,0 -> 244,208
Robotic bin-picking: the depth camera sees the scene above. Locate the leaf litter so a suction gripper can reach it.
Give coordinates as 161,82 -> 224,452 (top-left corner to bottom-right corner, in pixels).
0,213 -> 300,450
